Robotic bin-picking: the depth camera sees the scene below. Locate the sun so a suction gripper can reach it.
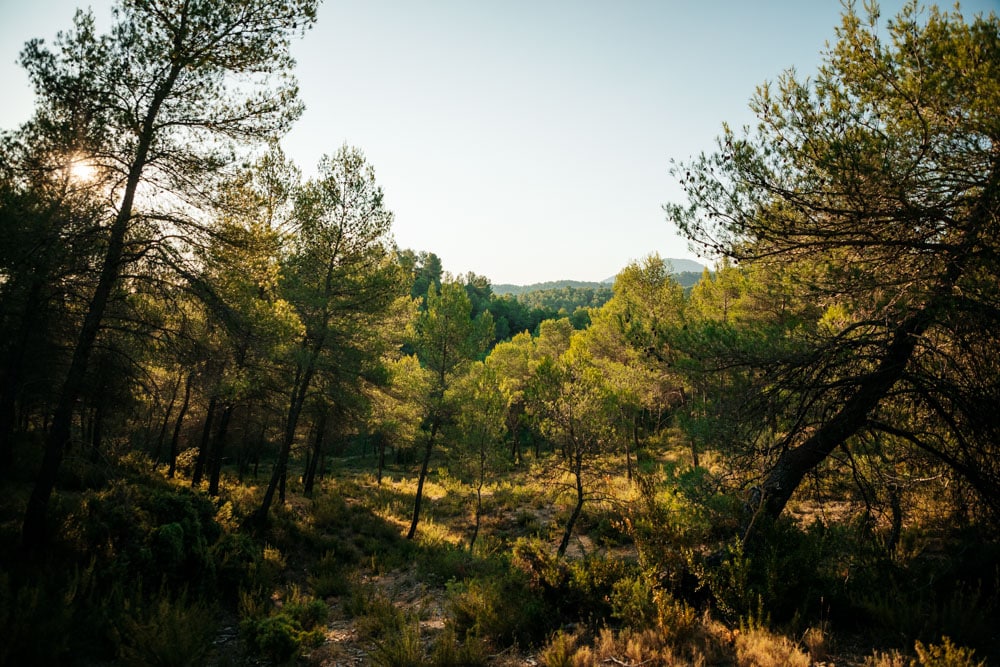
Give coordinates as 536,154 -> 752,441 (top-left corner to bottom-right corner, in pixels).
68,156 -> 98,183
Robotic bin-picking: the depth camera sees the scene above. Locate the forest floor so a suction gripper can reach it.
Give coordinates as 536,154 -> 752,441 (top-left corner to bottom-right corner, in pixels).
203,455 -> 887,666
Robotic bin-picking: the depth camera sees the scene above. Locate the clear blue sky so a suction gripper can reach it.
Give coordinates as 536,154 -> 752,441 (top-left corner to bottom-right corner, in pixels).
2,1 -> 997,284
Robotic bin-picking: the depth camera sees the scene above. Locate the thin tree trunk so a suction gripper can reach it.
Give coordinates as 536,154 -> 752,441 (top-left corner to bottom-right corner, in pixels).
255,358 -> 316,523
558,449 -> 586,557
0,290 -> 44,473
192,395 -> 217,487
407,419 -> 439,540
303,411 -> 327,497
376,432 -> 386,485
208,403 -> 234,496
625,417 -> 636,482
89,404 -> 104,464
469,445 -> 486,552
167,371 -> 194,478
508,403 -> 523,466
152,375 -> 180,464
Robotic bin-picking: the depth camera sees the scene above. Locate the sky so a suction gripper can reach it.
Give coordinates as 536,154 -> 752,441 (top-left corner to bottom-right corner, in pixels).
2,1 -> 998,285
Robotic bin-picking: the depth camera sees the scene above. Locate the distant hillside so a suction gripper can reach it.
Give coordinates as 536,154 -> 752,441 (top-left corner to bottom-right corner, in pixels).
493,280 -> 606,296
600,258 -> 707,283
495,258 -> 708,296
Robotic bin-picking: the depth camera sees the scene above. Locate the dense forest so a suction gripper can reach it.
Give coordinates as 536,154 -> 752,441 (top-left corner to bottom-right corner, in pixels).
1,1 -> 998,665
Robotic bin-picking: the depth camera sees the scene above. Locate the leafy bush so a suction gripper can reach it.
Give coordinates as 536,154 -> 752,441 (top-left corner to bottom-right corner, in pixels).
240,586 -> 328,663
246,614 -> 301,663
688,520 -> 834,625
511,538 -> 640,629
308,549 -> 350,598
0,571 -> 73,664
447,569 -> 549,647
212,531 -> 263,597
118,593 -> 217,667
538,629 -> 582,667
371,620 -> 423,667
610,574 -> 657,628
345,585 -> 407,639
913,637 -> 985,667
428,624 -> 489,666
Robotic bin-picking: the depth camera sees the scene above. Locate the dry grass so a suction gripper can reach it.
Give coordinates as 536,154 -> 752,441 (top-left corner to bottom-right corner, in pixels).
734,626 -> 811,667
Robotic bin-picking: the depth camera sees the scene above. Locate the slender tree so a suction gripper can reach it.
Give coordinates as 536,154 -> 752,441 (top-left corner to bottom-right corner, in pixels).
406,281 -> 493,540
254,147 -> 402,523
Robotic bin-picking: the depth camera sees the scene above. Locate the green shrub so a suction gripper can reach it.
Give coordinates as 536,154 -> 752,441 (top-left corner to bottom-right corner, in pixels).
247,614 -> 301,663
0,571 -> 73,665
446,570 -> 549,647
429,624 -> 489,666
371,620 -> 423,667
308,550 -> 350,598
239,586 -> 329,663
538,629 -> 581,667
212,531 -> 263,598
346,585 -> 407,639
284,585 -> 329,629
118,594 -> 217,667
610,574 -> 657,628
689,521 -> 831,625
913,637 -> 985,667
852,568 -> 995,647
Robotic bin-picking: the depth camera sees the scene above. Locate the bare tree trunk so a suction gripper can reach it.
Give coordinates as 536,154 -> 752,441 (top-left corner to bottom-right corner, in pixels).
254,359 -> 313,524
303,411 -> 326,497
89,404 -> 104,464
376,432 -> 386,485
152,375 -> 180,464
208,403 -> 234,496
469,445 -> 487,552
407,419 -> 439,540
0,277 -> 48,474
625,417 -> 636,482
192,395 -> 217,487
167,372 -> 194,478
558,448 -> 586,557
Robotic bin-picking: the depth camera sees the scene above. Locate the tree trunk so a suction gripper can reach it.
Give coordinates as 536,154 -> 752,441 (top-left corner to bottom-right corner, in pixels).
376,432 -> 386,485
469,446 -> 486,552
89,404 -> 104,464
747,307 -> 934,542
152,375 -> 180,464
625,417 -> 637,482
0,288 -> 44,474
508,402 -> 523,466
167,371 -> 194,478
407,420 -> 439,540
255,361 -> 313,524
208,403 -> 234,496
303,411 -> 327,497
192,395 -> 217,487
558,449 -> 586,557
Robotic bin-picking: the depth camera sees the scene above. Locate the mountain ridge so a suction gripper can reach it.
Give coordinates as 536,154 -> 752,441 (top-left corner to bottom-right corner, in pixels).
494,258 -> 707,296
